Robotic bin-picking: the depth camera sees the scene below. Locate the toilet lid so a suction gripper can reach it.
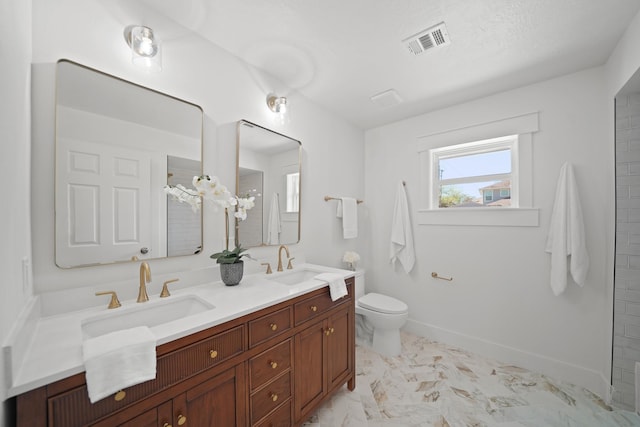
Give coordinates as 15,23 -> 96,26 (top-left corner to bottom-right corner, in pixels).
358,293 -> 408,314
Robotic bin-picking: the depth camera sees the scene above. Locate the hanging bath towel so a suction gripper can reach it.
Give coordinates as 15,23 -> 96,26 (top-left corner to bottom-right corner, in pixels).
389,181 -> 415,273
337,197 -> 358,239
267,192 -> 281,245
545,162 -> 589,295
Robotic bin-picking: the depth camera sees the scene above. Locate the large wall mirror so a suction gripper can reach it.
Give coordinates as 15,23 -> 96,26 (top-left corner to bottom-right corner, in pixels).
236,120 -> 301,247
55,60 -> 203,268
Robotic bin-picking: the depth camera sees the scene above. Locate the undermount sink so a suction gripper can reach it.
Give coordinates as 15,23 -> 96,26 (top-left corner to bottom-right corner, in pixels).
81,295 -> 215,339
267,267 -> 325,286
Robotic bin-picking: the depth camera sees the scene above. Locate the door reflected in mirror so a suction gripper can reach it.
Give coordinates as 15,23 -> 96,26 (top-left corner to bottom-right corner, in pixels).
55,60 -> 203,268
236,120 -> 301,247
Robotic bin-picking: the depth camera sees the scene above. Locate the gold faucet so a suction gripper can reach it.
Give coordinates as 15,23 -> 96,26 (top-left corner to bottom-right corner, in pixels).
138,261 -> 151,302
277,245 -> 290,272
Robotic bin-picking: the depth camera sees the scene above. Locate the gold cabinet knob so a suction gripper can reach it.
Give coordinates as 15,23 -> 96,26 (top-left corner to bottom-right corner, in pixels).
270,323 -> 278,331
210,350 -> 218,359
310,305 -> 318,312
324,328 -> 331,336
177,414 -> 187,425
114,390 -> 126,401
330,327 -> 335,334
163,423 -> 172,427
270,361 -> 278,369
270,393 -> 278,402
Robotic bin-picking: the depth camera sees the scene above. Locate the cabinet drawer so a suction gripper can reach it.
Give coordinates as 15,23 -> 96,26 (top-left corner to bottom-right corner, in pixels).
249,306 -> 292,347
294,287 -> 351,326
250,372 -> 292,423
48,325 -> 245,427
253,400 -> 292,427
249,339 -> 292,391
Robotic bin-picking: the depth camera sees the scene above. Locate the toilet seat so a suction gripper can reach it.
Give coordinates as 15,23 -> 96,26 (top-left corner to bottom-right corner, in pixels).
358,293 -> 408,314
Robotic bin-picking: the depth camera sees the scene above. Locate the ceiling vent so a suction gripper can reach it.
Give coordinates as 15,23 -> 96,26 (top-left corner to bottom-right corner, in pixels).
370,89 -> 403,108
402,22 -> 450,55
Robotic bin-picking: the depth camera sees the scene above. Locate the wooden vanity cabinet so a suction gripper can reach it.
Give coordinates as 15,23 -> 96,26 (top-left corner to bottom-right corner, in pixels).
15,277 -> 354,427
293,299 -> 354,422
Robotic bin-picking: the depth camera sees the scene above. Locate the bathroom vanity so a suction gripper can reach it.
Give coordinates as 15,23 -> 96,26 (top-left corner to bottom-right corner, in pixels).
12,268 -> 355,427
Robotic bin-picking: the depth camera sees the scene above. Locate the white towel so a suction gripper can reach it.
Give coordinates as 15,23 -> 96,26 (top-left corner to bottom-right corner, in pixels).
337,197 -> 358,239
315,272 -> 348,301
389,181 -> 415,273
82,326 -> 157,403
545,162 -> 589,296
267,192 -> 281,245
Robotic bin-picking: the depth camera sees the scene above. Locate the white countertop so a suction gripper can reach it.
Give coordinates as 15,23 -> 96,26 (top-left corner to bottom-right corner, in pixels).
6,263 -> 354,397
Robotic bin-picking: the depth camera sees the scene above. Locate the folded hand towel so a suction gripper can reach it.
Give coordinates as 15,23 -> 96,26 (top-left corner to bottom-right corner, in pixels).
315,272 -> 348,301
389,181 -> 415,273
337,197 -> 358,239
267,192 -> 281,245
545,162 -> 589,295
82,326 -> 156,403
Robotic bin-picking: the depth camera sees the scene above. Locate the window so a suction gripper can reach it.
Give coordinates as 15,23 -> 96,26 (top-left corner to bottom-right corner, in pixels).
431,135 -> 516,209
285,172 -> 299,213
484,191 -> 494,202
416,112 -> 539,227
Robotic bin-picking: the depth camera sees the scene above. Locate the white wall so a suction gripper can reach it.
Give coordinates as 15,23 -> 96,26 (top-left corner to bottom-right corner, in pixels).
365,66 -> 611,396
1,0 -> 32,423
29,0 -> 365,297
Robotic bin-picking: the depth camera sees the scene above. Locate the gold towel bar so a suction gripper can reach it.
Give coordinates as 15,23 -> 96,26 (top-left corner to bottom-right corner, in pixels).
324,196 -> 364,204
431,272 -> 453,281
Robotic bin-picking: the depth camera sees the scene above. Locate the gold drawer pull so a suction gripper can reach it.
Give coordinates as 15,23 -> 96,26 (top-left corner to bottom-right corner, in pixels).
270,361 -> 278,369
270,323 -> 278,331
310,305 -> 318,312
270,393 -> 278,402
114,390 -> 126,401
177,414 -> 187,425
210,350 -> 218,359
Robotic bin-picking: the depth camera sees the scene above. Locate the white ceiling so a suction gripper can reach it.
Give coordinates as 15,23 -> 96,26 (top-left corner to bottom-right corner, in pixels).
142,0 -> 640,130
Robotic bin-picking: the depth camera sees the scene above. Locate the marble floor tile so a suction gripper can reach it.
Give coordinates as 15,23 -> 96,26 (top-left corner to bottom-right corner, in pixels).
303,331 -> 640,427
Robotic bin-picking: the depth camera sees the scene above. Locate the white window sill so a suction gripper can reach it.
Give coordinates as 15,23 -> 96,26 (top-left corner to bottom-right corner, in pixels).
417,208 -> 539,227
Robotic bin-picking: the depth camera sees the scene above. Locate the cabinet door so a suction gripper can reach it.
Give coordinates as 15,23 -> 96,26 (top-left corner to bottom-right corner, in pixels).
327,309 -> 352,390
173,365 -> 245,427
294,319 -> 326,420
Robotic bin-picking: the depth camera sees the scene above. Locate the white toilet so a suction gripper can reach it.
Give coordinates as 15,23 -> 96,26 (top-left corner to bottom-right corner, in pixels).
353,269 -> 408,357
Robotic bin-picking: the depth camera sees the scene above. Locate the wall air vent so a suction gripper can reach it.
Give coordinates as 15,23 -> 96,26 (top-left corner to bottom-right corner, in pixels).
402,22 -> 450,56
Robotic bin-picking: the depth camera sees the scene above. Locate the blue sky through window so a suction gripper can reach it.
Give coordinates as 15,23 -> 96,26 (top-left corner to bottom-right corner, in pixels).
439,149 -> 511,202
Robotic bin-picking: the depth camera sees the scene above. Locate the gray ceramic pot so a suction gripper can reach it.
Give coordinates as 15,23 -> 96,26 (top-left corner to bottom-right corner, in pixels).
220,260 -> 244,286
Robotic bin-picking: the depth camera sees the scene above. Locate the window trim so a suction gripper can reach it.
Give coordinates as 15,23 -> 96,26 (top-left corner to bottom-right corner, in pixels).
417,112 -> 539,227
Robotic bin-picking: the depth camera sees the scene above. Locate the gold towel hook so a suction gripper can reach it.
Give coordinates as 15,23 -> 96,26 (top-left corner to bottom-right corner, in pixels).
431,272 -> 453,281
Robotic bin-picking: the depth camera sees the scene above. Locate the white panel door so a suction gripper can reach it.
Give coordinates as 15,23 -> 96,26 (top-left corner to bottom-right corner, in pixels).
56,139 -> 152,267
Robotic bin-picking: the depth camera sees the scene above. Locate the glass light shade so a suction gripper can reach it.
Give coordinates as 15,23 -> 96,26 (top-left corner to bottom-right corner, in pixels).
128,26 -> 162,72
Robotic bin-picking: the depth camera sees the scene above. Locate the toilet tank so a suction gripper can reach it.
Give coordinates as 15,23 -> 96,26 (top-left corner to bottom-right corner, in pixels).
354,269 -> 365,300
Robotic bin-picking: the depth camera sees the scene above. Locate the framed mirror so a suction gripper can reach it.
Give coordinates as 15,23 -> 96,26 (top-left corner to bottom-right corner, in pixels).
236,120 -> 301,247
55,60 -> 203,268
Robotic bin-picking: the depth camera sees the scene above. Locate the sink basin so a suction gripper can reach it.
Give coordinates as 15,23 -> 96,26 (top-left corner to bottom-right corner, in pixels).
266,267 -> 328,286
82,295 -> 214,339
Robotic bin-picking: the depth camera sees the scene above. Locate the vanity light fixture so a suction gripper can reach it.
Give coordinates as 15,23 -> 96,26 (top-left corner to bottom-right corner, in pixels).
124,25 -> 162,72
266,94 -> 288,124
267,94 -> 288,114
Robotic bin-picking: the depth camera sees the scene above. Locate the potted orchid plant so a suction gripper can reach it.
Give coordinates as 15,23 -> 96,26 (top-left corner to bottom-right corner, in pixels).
164,175 -> 255,285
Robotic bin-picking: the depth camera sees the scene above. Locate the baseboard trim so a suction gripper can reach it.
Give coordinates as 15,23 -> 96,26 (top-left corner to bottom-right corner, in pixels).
403,319 -> 610,400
